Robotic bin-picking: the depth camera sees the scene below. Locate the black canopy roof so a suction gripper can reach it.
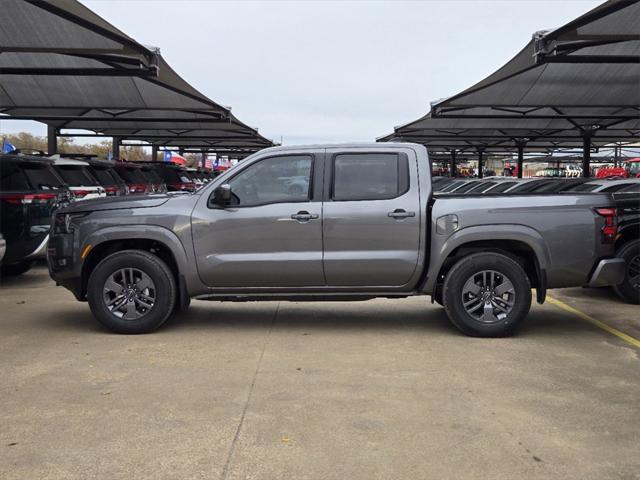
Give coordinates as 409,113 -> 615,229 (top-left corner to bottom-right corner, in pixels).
380,0 -> 639,167
431,0 -> 640,128
378,111 -> 637,153
0,0 -> 273,150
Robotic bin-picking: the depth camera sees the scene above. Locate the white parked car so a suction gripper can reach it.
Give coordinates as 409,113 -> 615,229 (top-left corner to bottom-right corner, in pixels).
52,158 -> 106,201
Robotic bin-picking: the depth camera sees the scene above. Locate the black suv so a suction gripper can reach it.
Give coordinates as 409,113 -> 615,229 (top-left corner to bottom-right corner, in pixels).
0,155 -> 70,276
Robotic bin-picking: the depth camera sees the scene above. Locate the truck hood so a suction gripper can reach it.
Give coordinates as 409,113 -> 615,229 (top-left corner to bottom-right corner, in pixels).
56,194 -> 173,214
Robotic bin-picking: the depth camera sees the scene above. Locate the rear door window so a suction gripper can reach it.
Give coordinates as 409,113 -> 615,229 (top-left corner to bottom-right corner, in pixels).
332,153 -> 408,201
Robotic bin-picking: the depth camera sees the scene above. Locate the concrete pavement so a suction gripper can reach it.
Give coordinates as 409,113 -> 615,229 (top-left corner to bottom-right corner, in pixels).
1,265 -> 638,480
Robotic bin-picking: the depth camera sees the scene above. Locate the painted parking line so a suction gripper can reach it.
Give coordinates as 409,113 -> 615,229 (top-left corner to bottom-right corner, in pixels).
546,295 -> 640,349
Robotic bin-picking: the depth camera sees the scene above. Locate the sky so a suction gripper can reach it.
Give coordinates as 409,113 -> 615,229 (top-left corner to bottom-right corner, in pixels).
0,0 -> 603,146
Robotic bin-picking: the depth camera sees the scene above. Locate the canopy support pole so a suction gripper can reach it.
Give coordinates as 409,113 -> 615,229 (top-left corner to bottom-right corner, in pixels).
47,125 -> 57,155
112,136 -> 121,161
582,132 -> 592,178
449,149 -> 457,178
515,139 -> 528,178
151,145 -> 158,162
477,147 -> 485,179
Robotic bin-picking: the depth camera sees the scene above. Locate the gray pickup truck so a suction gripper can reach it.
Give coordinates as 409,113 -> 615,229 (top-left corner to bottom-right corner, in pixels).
47,143 -> 625,337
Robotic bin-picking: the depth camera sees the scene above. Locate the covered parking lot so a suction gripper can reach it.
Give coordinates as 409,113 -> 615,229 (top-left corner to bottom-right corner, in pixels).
1,264 -> 639,479
1,1 -> 639,479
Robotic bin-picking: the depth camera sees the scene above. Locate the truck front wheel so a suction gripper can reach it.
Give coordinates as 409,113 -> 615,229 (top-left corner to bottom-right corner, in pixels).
87,250 -> 176,334
442,252 -> 532,337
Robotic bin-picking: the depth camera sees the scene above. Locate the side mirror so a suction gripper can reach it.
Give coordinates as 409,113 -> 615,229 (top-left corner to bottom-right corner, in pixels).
212,183 -> 232,206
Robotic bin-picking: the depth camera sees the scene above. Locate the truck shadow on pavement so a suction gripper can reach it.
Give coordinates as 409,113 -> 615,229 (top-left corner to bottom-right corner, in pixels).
40,299 -> 603,340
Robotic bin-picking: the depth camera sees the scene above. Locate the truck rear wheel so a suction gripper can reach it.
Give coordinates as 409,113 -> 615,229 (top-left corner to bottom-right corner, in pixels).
442,252 -> 531,337
87,250 -> 176,334
612,240 -> 640,304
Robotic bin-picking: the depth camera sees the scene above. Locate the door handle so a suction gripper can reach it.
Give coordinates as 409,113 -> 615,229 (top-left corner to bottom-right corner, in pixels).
291,211 -> 319,222
388,209 -> 415,219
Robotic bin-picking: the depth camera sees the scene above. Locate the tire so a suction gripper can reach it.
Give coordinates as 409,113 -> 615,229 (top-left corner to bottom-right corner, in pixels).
442,252 -> 532,337
87,250 -> 176,334
612,240 -> 640,305
1,260 -> 35,277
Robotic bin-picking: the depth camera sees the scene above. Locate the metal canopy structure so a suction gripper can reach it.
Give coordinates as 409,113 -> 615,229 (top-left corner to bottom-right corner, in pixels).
0,0 -> 273,157
0,0 -> 159,76
381,0 -> 640,177
433,0 -> 640,119
379,111 -> 636,177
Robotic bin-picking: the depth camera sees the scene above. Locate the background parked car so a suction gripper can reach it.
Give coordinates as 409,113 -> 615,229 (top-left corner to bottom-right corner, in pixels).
86,159 -> 128,196
138,163 -> 197,192
52,158 -> 106,201
196,169 -> 214,184
0,155 -> 70,276
139,164 -> 167,194
113,162 -> 150,194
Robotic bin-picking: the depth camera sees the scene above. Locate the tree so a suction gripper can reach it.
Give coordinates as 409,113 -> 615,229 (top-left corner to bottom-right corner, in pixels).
2,132 -> 151,160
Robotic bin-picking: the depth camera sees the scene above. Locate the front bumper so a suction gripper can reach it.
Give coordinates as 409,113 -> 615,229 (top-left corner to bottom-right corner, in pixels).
588,258 -> 626,287
47,232 -> 84,300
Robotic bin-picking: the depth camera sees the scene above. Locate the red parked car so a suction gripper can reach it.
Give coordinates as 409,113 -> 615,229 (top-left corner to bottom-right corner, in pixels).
596,158 -> 640,179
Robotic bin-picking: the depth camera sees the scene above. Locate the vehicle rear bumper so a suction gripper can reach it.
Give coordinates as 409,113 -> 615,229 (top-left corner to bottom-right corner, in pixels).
588,258 -> 626,287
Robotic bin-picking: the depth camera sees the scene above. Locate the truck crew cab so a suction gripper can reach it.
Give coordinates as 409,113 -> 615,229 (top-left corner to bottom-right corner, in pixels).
48,144 -> 625,336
